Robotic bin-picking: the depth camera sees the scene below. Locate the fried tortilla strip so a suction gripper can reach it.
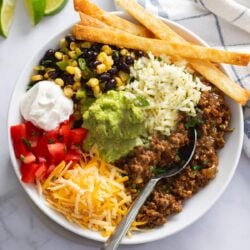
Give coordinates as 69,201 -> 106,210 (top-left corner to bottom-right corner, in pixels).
115,0 -> 249,104
74,0 -> 153,37
79,12 -> 110,29
74,25 -> 250,66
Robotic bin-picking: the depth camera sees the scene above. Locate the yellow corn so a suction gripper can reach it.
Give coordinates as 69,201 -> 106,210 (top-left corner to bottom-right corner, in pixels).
59,38 -> 67,48
74,67 -> 82,81
70,60 -> 78,67
120,49 -> 128,56
87,78 -> 99,88
115,77 -> 123,87
81,41 -> 91,48
93,85 -> 101,98
118,71 -> 129,82
31,74 -> 43,82
73,82 -> 81,91
96,64 -> 107,74
55,78 -> 64,87
68,51 -> 77,59
64,86 -> 74,98
97,52 -> 107,63
55,51 -> 63,60
101,45 -> 112,55
66,66 -> 75,75
70,42 -> 77,51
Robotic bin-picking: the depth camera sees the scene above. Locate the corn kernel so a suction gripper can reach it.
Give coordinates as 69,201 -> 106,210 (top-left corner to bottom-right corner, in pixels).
134,177 -> 143,184
74,67 -> 82,81
55,78 -> 64,87
101,45 -> 112,55
70,42 -> 77,51
59,38 -> 67,48
96,63 -> 107,74
31,74 -> 43,82
70,60 -> 78,67
44,72 -> 49,79
66,66 -> 75,75
75,48 -> 82,57
130,51 -> 135,58
87,78 -> 99,87
73,82 -> 81,91
55,51 -> 63,60
68,51 -> 77,59
97,52 -> 107,63
64,86 -> 74,98
63,55 -> 69,61
118,71 -> 129,82
81,41 -> 91,48
93,85 -> 102,98
120,49 -> 128,56
105,56 -> 114,68
115,77 -> 123,87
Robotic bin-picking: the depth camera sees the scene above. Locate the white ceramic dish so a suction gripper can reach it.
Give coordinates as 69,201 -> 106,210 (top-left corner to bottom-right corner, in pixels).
8,12 -> 243,245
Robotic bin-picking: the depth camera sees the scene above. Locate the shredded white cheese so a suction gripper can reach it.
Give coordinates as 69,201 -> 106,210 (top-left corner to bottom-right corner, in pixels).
122,53 -> 210,135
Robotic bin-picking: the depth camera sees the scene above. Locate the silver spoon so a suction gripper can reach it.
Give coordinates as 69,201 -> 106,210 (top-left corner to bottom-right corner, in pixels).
102,128 -> 197,250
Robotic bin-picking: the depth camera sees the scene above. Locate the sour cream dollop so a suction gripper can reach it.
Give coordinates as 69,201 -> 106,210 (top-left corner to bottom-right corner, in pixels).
20,81 -> 73,131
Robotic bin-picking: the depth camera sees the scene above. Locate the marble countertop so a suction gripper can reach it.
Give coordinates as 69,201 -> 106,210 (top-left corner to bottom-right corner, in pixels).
1,1 -> 250,249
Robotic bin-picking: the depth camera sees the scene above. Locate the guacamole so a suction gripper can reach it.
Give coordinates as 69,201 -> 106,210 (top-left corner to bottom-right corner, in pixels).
82,90 -> 146,162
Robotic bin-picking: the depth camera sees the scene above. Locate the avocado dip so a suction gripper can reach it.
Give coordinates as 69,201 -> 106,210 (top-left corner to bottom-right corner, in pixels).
82,90 -> 147,162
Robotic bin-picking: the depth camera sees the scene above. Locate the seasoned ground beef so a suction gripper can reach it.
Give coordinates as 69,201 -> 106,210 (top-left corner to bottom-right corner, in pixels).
116,86 -> 231,228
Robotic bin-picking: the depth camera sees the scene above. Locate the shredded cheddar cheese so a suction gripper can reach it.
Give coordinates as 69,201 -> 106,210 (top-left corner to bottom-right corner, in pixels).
41,152 -> 144,236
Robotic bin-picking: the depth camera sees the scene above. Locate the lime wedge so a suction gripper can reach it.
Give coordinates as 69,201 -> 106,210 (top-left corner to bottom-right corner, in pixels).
45,0 -> 68,16
0,0 -> 16,38
24,0 -> 46,25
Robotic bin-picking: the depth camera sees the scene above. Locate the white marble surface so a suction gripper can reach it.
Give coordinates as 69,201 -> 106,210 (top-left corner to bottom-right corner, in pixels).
1,1 -> 250,249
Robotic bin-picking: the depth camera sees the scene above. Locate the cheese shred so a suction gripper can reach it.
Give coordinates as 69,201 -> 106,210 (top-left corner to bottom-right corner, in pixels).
42,151 -> 144,236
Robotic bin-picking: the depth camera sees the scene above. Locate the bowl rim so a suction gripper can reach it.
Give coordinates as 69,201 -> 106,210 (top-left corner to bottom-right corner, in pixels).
7,11 -> 244,245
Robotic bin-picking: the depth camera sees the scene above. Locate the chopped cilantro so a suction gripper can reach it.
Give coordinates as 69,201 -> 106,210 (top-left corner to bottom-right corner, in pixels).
157,56 -> 162,61
153,167 -> 167,175
22,138 -> 31,149
185,117 -> 203,129
192,165 -> 202,171
135,96 -> 150,107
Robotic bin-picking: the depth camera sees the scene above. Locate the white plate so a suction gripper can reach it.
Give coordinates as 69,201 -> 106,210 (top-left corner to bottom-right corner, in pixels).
7,11 -> 243,245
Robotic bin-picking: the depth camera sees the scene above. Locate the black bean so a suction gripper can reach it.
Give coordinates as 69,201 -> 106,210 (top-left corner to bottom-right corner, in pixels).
89,60 -> 101,69
38,70 -> 45,75
125,56 -> 134,65
61,73 -> 74,85
135,50 -> 144,57
108,66 -> 118,75
105,78 -> 117,92
65,35 -> 76,44
83,50 -> 98,62
48,70 -> 59,79
91,43 -> 102,52
73,119 -> 83,129
44,49 -> 56,59
120,62 -> 130,73
99,73 -> 111,82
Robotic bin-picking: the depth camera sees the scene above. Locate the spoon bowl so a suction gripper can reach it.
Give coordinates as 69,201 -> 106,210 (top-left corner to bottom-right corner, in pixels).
103,128 -> 197,250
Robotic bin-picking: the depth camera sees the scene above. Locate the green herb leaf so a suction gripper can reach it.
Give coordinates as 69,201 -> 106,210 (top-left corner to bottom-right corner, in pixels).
185,117 -> 203,129
78,58 -> 87,71
153,167 -> 167,175
157,56 -> 162,61
192,165 -> 202,171
22,138 -> 31,149
135,96 -> 150,107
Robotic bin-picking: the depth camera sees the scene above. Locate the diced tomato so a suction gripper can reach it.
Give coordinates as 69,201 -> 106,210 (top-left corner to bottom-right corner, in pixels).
48,142 -> 66,163
38,157 -> 47,163
34,135 -> 49,158
70,128 -> 88,145
46,129 -> 60,143
10,124 -> 28,157
64,150 -> 81,163
35,162 -> 47,180
21,152 -> 36,164
59,123 -> 71,145
20,163 -> 39,183
25,121 -> 43,138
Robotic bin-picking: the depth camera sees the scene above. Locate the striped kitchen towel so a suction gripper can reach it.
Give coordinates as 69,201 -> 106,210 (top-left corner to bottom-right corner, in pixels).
115,0 -> 250,157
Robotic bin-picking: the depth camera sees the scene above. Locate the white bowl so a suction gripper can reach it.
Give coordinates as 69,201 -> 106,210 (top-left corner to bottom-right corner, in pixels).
7,12 -> 243,245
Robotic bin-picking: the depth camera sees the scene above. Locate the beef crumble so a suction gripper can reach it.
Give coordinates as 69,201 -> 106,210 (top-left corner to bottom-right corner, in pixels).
116,87 -> 231,228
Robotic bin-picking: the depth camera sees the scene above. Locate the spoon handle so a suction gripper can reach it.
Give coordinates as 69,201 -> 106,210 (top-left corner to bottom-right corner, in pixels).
102,178 -> 159,250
